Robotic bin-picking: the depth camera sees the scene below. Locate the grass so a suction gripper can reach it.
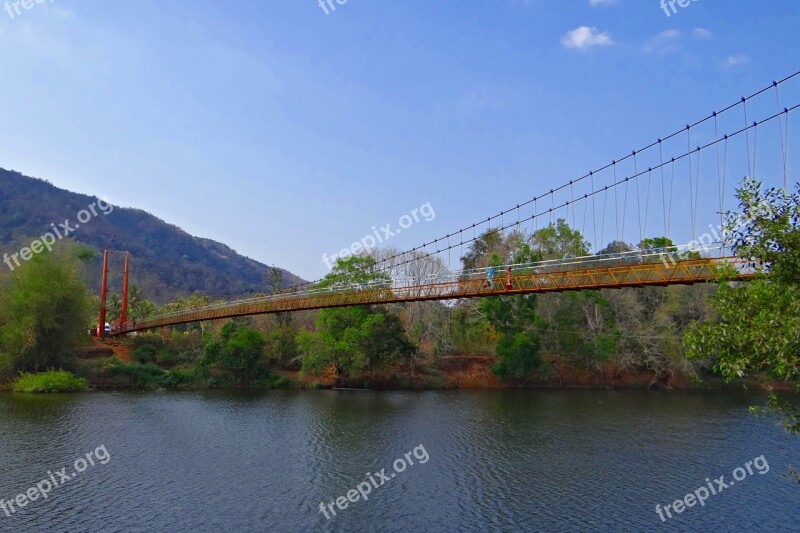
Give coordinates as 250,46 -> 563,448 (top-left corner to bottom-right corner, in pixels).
12,370 -> 89,393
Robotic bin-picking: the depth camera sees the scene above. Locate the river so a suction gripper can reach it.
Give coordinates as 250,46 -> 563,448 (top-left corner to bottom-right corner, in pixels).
0,390 -> 797,532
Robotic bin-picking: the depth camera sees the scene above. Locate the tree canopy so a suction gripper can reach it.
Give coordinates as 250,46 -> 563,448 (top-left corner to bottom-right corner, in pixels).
0,245 -> 93,374
685,178 -> 800,385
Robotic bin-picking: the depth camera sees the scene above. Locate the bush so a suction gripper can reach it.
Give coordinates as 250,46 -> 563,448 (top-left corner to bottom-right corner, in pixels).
155,349 -> 172,365
0,247 -> 93,374
12,370 -> 88,393
106,360 -> 205,389
108,361 -> 167,388
132,345 -> 157,364
258,372 -> 293,389
202,321 -> 268,385
491,332 -> 542,380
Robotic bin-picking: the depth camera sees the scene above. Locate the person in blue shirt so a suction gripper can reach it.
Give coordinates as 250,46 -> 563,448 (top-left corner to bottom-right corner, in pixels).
485,266 -> 496,289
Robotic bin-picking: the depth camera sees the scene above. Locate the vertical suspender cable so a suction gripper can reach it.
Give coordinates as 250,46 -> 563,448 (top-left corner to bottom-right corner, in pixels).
668,158 -> 675,239
634,151 -> 643,244
693,146 -> 701,242
621,163 -> 629,244
775,82 -> 790,190
644,168 -> 652,242
601,186 -> 608,249
570,181 -> 576,230
659,140 -> 667,240
714,114 -> 725,231
613,162 -> 620,242
751,122 -> 758,179
687,125 -> 696,243
773,82 -> 788,190
582,193 -> 589,249
590,172 -> 597,251
784,107 -> 791,193
743,98 -> 752,177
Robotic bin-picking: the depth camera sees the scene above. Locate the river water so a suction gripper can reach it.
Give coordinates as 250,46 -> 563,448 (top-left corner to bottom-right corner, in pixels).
0,390 -> 797,532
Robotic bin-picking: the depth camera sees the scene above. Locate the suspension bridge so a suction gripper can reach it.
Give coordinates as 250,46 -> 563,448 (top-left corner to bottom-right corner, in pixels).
103,72 -> 799,336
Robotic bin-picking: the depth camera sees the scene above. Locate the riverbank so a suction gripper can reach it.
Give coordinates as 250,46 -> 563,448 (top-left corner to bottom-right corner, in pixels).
2,353 -> 791,393
278,355 -> 794,392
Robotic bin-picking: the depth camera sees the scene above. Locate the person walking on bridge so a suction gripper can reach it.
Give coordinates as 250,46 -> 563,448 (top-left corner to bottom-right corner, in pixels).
485,266 -> 496,290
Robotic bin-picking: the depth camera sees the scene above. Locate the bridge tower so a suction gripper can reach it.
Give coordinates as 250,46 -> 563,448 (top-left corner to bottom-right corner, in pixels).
97,250 -> 130,337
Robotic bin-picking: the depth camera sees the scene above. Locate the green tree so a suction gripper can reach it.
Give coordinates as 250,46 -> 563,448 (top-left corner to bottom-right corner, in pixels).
299,305 -> 414,376
202,320 -> 268,385
492,332 -> 542,380
129,285 -> 158,321
108,293 -> 122,322
530,218 -> 591,259
486,240 -> 545,380
298,257 -> 414,376
264,325 -> 299,367
640,236 -> 675,251
461,229 -> 505,270
266,265 -> 292,327
685,179 -> 799,472
0,246 -> 93,374
548,292 -> 619,369
218,327 -> 266,383
685,179 -> 800,383
317,255 -> 390,289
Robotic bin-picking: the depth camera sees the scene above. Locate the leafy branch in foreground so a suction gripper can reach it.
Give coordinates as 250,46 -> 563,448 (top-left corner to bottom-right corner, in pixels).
685,179 -> 800,466
685,178 -> 800,383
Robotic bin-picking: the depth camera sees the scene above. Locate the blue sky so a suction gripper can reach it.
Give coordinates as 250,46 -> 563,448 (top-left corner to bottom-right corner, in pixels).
0,0 -> 798,280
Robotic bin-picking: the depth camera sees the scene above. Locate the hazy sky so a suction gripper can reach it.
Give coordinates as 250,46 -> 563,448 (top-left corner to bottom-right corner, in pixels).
0,0 -> 798,280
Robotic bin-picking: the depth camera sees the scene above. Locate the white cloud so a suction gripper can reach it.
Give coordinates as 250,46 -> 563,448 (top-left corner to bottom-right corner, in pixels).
590,0 -> 618,6
642,29 -> 682,54
723,54 -> 750,68
692,27 -> 713,40
561,26 -> 614,50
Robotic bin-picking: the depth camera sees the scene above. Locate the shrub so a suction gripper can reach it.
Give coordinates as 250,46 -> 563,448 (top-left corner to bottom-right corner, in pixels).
155,348 -> 178,367
132,345 -> 157,364
108,361 -> 167,388
12,370 -> 88,393
491,332 -> 542,380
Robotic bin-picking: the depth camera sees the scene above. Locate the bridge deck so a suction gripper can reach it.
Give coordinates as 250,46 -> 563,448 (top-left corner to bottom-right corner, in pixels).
115,257 -> 752,334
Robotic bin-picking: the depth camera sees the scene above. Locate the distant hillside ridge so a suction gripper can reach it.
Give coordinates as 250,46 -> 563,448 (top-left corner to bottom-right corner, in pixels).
0,168 -> 304,303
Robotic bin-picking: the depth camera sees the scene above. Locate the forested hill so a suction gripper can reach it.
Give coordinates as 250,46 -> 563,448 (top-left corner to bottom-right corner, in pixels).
0,169 -> 304,302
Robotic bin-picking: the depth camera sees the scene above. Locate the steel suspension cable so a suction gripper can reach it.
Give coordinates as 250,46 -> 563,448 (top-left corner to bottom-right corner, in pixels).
276,73 -> 800,295
659,140 -> 667,239
775,82 -> 789,190
687,125 -> 697,241
283,105 -> 800,284
193,104 -> 798,308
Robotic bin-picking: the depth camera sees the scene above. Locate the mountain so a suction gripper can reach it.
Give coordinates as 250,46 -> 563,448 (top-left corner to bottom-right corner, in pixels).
0,169 -> 304,303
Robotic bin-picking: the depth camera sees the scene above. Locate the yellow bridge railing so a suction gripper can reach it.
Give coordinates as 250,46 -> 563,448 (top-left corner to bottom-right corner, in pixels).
115,256 -> 753,335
